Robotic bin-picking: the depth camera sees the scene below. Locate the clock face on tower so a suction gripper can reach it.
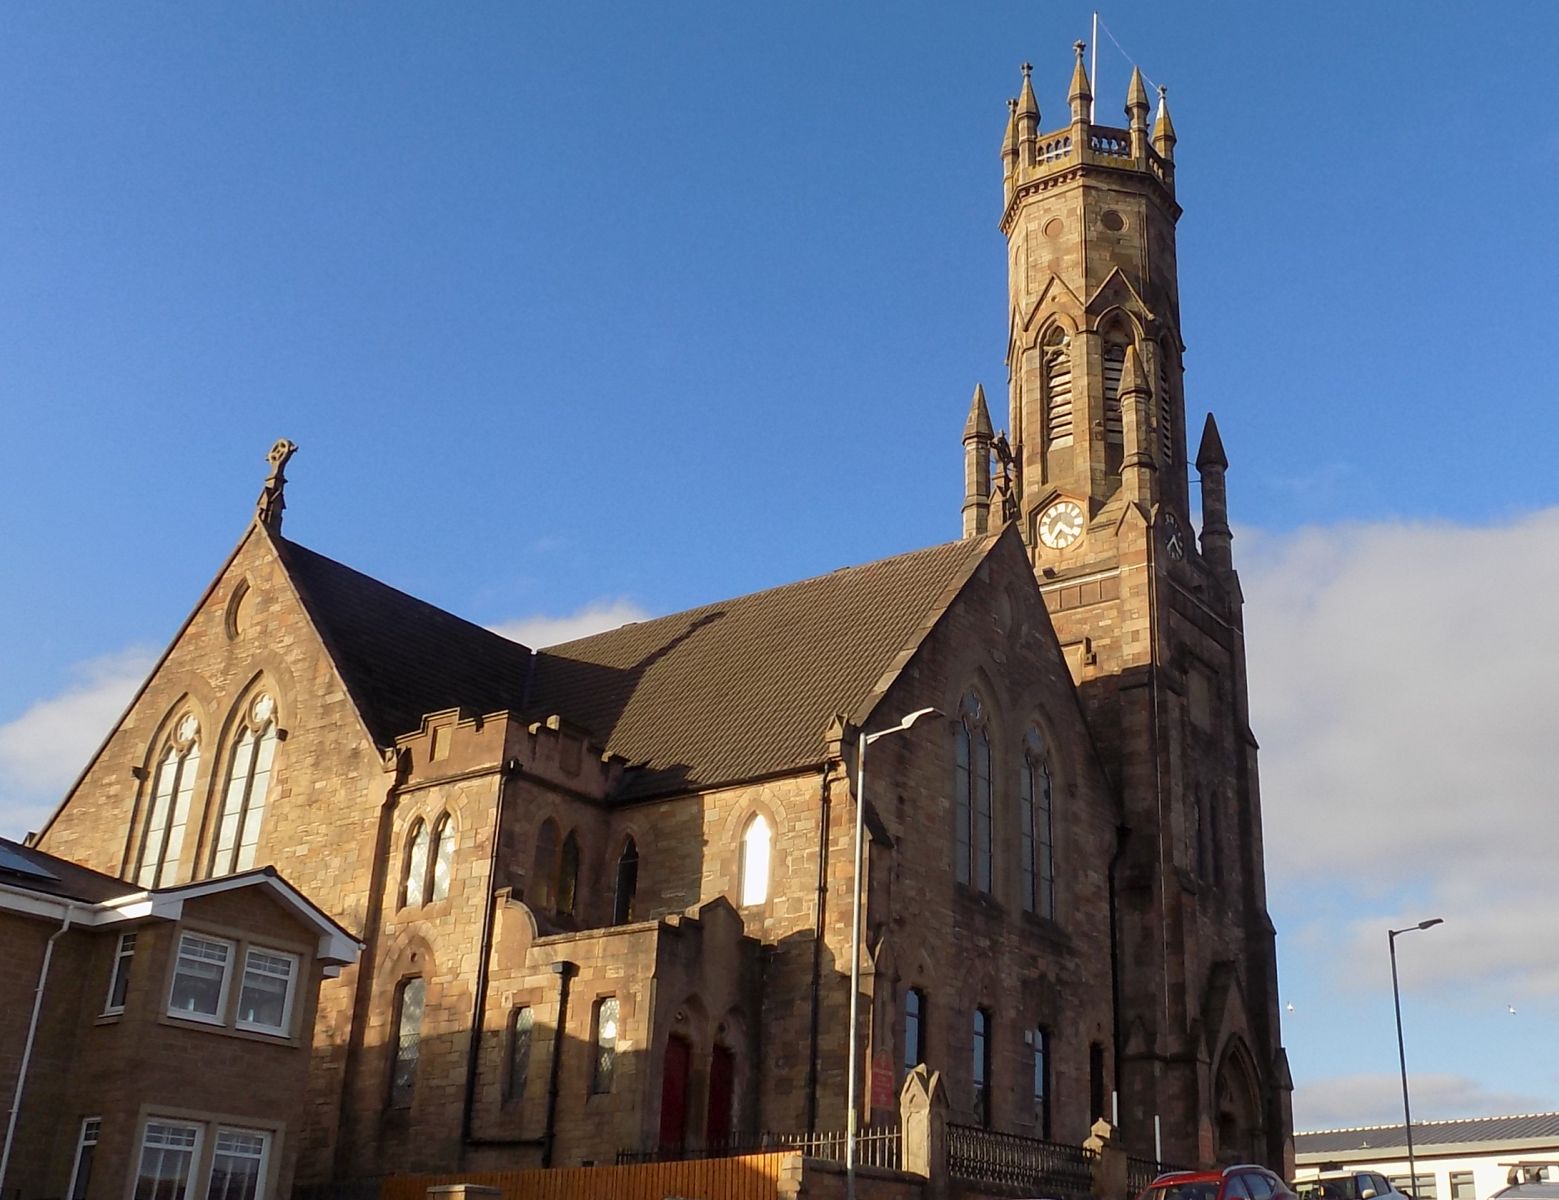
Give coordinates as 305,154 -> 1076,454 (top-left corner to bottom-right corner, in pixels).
1038,499 -> 1085,550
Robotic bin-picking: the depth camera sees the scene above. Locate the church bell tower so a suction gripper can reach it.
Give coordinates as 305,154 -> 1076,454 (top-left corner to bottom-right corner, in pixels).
964,45 -> 1293,1172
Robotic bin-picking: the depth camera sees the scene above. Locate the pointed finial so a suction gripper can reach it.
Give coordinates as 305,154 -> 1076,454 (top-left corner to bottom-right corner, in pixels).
1003,97 -> 1019,158
1119,344 -> 1148,396
1016,62 -> 1040,126
1196,413 -> 1228,471
256,438 -> 298,532
1153,84 -> 1177,157
963,383 -> 994,439
1069,41 -> 1093,120
1126,66 -> 1149,120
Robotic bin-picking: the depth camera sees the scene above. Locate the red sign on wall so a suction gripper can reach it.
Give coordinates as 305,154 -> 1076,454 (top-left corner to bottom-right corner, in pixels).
871,1050 -> 896,1111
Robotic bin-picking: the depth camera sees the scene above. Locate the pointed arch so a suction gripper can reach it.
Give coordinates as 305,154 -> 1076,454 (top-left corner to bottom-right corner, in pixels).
532,819 -> 559,911
1041,323 -> 1074,449
953,689 -> 993,893
613,835 -> 639,924
207,688 -> 280,878
402,818 -> 430,909
1212,1036 -> 1265,1165
429,811 -> 455,902
739,813 -> 772,906
558,830 -> 581,917
134,708 -> 203,888
1021,725 -> 1056,918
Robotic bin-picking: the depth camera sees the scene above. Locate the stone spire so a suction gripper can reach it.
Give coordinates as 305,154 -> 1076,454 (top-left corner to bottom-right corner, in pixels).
1153,85 -> 1177,160
1002,97 -> 1020,194
1127,66 -> 1150,157
1196,414 -> 1232,569
1118,345 -> 1156,505
1068,41 -> 1093,124
256,438 -> 299,533
962,384 -> 994,538
1016,62 -> 1040,167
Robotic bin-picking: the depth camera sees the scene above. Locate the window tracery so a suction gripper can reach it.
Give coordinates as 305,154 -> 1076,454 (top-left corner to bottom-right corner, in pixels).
135,713 -> 201,889
209,693 -> 278,877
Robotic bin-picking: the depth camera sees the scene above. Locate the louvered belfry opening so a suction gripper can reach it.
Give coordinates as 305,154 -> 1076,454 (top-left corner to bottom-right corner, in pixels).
1044,329 -> 1073,448
1102,342 -> 1126,444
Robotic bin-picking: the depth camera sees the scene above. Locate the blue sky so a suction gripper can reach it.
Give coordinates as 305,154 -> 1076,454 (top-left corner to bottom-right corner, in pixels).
3,2 -> 1557,1135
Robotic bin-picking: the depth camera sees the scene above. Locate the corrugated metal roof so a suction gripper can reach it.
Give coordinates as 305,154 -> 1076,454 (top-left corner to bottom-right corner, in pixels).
1298,1114 -> 1559,1158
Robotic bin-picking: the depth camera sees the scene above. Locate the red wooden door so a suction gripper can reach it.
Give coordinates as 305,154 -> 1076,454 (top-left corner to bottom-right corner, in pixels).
659,1034 -> 692,1151
706,1044 -> 735,1144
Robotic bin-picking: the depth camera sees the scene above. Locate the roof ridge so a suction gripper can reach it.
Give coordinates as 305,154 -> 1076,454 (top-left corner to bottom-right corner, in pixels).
545,535 -> 996,651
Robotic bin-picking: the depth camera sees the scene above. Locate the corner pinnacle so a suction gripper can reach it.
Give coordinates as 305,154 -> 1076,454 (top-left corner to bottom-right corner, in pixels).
1196,413 -> 1228,471
964,383 -> 994,439
1069,41 -> 1093,112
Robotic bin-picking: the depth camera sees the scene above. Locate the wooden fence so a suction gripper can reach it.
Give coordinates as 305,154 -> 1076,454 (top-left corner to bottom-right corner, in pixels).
377,1152 -> 792,1200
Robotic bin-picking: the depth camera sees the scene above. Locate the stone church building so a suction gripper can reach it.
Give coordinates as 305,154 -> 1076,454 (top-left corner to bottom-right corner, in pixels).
25,43 -> 1291,1194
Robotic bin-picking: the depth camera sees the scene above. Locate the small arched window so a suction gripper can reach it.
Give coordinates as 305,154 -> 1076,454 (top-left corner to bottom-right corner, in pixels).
953,692 -> 992,892
209,693 -> 279,877
558,831 -> 581,917
1102,341 -> 1127,445
739,814 -> 771,906
135,714 -> 201,889
972,1008 -> 992,1128
403,820 -> 430,908
429,812 -> 454,902
532,819 -> 559,911
904,987 -> 927,1076
390,977 -> 425,1107
1022,727 -> 1055,919
1043,328 -> 1073,448
613,837 -> 639,924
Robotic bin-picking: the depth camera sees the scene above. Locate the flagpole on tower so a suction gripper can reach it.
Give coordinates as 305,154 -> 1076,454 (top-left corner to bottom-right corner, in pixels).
1090,12 -> 1099,121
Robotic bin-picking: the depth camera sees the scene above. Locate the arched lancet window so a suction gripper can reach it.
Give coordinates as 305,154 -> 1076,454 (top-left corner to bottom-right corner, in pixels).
532,819 -> 558,911
1156,339 -> 1176,466
904,987 -> 927,1076
1043,327 -> 1073,448
136,714 -> 201,888
953,692 -> 992,892
390,976 -> 425,1107
1022,727 -> 1055,919
403,819 -> 430,908
1102,340 -> 1127,445
613,837 -> 639,924
972,1008 -> 992,1128
558,831 -> 581,917
429,812 -> 454,902
209,693 -> 278,877
739,814 -> 771,906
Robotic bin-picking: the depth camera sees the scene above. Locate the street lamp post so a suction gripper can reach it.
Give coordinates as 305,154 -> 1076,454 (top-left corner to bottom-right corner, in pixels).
1389,917 -> 1443,1199
847,707 -> 941,1200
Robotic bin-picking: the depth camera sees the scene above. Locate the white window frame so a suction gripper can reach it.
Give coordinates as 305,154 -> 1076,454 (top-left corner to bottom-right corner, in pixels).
67,1116 -> 100,1200
235,947 -> 298,1036
136,1120 -> 203,1200
167,933 -> 234,1026
206,1126 -> 271,1200
104,931 -> 137,1015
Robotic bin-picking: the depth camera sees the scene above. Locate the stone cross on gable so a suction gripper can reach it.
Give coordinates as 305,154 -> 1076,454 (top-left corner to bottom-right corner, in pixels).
256,438 -> 299,532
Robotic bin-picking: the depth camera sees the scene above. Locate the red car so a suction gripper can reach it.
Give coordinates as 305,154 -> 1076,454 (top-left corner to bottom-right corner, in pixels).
1140,1167 -> 1300,1200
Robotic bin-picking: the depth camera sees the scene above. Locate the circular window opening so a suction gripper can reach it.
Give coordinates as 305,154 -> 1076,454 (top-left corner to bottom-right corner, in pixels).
1100,210 -> 1126,232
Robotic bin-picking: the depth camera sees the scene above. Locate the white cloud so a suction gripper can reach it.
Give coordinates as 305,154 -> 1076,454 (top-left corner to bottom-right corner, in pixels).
1294,1071 -> 1549,1132
0,646 -> 155,839
489,598 -> 651,648
1243,508 -> 1559,1006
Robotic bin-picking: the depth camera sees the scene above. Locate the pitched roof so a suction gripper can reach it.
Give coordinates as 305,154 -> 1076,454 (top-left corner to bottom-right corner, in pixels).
1297,1113 -> 1559,1158
0,837 -> 129,904
276,537 -> 536,746
528,535 -> 997,800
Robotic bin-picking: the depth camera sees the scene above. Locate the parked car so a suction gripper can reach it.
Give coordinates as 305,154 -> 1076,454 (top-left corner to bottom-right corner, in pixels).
1491,1163 -> 1559,1200
1140,1166 -> 1299,1200
1294,1170 -> 1411,1200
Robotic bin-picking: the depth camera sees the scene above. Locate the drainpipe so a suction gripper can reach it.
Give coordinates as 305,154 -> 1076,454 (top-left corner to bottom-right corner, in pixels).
459,758 -> 515,1162
0,903 -> 76,1196
804,761 -> 833,1133
541,960 -> 577,1167
1108,822 -> 1130,1132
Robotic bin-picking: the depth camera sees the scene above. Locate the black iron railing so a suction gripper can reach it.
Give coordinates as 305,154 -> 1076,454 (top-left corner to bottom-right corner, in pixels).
617,1125 -> 901,1169
947,1123 -> 1096,1198
1129,1155 -> 1183,1196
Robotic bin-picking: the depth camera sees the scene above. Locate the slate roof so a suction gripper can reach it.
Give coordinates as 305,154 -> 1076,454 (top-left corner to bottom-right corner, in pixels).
1297,1114 -> 1559,1157
277,537 -> 537,746
0,837 -> 139,904
528,536 -> 996,800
